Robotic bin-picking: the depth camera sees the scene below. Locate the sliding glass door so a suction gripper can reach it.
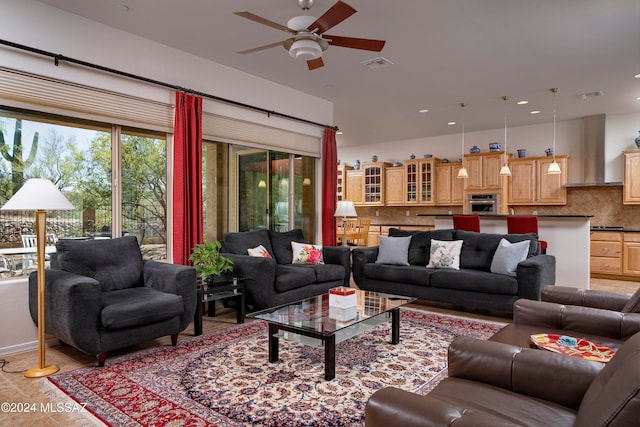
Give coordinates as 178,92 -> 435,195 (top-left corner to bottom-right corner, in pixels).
234,148 -> 315,239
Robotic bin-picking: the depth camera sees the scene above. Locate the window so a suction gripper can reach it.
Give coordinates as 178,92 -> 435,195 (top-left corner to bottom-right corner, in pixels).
0,107 -> 168,278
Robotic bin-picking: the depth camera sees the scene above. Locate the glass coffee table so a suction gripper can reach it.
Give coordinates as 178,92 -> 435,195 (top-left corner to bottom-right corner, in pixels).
248,289 -> 415,380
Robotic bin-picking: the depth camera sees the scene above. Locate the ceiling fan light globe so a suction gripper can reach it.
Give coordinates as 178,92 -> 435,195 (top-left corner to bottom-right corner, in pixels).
289,39 -> 322,60
287,15 -> 317,31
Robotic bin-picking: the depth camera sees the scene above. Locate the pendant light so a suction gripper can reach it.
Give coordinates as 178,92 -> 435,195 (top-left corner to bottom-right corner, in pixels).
499,96 -> 512,176
547,88 -> 561,174
457,102 -> 469,179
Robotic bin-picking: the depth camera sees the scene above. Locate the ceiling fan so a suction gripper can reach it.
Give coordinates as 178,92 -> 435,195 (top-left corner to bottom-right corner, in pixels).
234,0 -> 386,70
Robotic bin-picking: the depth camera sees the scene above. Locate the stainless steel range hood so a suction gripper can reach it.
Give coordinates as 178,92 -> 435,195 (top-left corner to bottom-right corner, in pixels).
565,114 -> 623,187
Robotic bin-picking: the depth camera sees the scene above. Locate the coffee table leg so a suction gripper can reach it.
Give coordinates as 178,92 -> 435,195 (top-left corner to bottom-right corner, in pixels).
391,308 -> 400,344
268,323 -> 279,363
325,335 -> 336,381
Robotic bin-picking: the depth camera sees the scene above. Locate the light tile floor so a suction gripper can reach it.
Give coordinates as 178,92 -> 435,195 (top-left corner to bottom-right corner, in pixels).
0,278 -> 637,426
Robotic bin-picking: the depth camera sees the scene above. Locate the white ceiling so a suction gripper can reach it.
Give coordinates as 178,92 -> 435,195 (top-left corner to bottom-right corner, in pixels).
35,0 -> 640,147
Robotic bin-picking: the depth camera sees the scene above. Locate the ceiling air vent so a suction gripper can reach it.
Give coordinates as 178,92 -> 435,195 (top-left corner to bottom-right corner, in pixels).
361,57 -> 394,70
577,91 -> 603,99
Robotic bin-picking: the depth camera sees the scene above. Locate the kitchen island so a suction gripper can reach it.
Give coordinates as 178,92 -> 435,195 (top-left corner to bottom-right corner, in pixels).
427,214 -> 592,290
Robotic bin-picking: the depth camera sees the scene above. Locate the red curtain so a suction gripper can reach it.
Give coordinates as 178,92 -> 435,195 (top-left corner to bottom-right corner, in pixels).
172,92 -> 203,265
321,128 -> 338,246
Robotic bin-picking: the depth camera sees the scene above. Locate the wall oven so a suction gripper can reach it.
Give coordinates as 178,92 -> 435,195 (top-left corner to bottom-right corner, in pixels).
467,194 -> 498,215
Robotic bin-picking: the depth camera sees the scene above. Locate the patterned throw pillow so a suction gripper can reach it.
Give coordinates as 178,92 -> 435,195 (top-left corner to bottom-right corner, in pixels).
247,244 -> 272,258
427,239 -> 463,270
291,241 -> 324,264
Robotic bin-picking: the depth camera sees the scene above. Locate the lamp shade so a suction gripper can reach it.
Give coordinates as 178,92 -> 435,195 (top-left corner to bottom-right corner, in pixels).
334,200 -> 357,217
457,167 -> 469,179
2,179 -> 74,211
547,161 -> 562,174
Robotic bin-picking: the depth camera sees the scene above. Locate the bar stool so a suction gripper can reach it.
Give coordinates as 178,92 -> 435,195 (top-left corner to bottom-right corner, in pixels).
452,215 -> 481,232
507,216 -> 547,254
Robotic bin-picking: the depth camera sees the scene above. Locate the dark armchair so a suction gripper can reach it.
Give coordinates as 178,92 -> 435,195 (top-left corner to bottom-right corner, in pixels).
29,236 -> 197,366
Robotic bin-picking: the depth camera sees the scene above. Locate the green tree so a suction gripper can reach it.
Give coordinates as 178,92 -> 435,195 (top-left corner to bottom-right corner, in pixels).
0,119 -> 38,194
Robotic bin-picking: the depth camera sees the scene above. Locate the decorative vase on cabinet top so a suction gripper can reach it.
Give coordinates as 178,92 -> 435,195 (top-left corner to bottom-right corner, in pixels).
470,145 -> 481,154
635,131 -> 640,149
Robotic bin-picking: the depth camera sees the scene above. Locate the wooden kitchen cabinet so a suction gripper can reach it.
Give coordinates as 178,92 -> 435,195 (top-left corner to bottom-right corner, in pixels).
623,150 -> 640,204
623,233 -> 640,276
345,169 -> 364,204
464,152 -> 505,191
590,231 -> 623,275
405,158 -> 437,205
435,162 -> 465,206
363,162 -> 391,205
384,166 -> 405,206
508,155 -> 568,205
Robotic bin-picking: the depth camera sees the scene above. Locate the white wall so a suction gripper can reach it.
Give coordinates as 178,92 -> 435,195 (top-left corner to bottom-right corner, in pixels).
338,114 -> 636,184
0,0 -> 334,355
0,278 -> 37,356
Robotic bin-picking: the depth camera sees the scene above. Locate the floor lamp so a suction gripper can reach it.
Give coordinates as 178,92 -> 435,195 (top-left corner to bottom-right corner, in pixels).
334,200 -> 357,246
1,179 -> 74,378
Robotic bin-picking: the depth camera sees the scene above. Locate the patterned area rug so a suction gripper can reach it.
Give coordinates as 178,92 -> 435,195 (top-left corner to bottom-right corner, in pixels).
48,309 -> 505,426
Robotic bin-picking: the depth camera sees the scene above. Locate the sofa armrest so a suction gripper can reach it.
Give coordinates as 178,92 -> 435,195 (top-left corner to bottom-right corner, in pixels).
223,253 -> 277,309
447,335 -> 602,410
365,387 -> 468,427
513,298 -> 640,340
515,254 -> 556,300
29,270 -> 103,354
322,245 -> 351,286
351,247 -> 379,287
542,285 -> 630,311
143,260 -> 197,331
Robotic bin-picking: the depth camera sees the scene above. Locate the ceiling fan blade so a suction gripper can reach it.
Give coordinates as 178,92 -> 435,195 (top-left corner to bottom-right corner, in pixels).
325,35 -> 386,51
307,57 -> 324,70
307,1 -> 356,35
234,11 -> 296,34
236,40 -> 286,55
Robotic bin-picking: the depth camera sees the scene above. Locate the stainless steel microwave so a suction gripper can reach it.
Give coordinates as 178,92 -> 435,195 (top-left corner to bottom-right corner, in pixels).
467,194 -> 498,214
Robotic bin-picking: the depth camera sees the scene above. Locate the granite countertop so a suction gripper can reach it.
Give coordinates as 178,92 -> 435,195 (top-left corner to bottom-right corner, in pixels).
418,214 -> 594,218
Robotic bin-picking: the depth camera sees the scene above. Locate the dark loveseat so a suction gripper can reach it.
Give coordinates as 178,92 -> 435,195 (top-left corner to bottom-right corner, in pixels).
29,236 -> 197,366
220,229 -> 350,310
352,228 -> 556,315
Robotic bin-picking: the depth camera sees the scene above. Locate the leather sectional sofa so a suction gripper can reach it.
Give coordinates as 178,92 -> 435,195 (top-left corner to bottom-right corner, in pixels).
352,228 -> 556,315
220,229 -> 350,310
491,285 -> 640,351
365,332 -> 640,427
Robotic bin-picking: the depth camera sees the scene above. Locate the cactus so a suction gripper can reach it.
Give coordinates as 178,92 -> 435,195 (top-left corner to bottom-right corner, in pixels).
0,119 -> 38,194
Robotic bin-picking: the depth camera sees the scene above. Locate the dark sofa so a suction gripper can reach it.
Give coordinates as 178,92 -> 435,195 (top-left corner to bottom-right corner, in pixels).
220,229 -> 350,310
352,228 -> 556,315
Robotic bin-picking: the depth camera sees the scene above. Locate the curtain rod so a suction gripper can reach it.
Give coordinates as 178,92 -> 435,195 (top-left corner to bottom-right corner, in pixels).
0,38 -> 339,131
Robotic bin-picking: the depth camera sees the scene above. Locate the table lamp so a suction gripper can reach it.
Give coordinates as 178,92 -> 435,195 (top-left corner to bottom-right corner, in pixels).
334,200 -> 357,246
1,179 -> 74,378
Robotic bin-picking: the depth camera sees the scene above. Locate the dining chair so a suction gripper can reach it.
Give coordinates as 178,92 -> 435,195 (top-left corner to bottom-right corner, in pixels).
507,216 -> 547,254
452,215 -> 481,232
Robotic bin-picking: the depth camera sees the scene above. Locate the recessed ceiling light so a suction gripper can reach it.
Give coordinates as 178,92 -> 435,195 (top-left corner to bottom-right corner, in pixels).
635,73 -> 640,79
336,131 -> 343,135
516,100 -> 528,105
116,4 -> 130,12
418,109 -> 429,113
636,96 -> 640,101
530,110 -> 541,115
447,121 -> 456,125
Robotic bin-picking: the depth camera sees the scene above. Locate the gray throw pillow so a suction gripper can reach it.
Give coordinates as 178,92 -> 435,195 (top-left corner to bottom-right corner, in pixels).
490,238 -> 531,276
375,235 -> 412,266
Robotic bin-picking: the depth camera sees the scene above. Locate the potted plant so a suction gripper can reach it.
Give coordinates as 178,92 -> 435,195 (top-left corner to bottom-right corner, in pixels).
189,241 -> 234,284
